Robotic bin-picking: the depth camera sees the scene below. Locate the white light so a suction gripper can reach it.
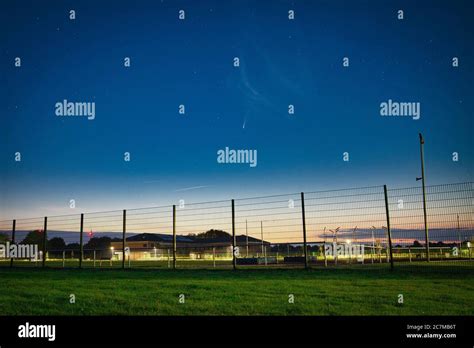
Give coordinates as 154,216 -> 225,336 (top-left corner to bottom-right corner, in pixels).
346,239 -> 351,244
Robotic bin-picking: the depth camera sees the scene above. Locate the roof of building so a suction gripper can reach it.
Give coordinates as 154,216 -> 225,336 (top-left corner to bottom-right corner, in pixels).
124,232 -> 269,244
126,233 -> 194,243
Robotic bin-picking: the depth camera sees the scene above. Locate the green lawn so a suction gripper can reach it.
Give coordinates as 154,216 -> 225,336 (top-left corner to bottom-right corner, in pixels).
0,264 -> 473,315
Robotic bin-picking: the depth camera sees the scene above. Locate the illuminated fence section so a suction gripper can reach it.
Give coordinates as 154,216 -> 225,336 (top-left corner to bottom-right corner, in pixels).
45,214 -> 81,268
234,193 -> 304,267
304,186 -> 389,265
388,182 -> 474,263
125,205 -> 173,268
1,182 -> 473,270
82,210 -> 124,268
175,200 -> 233,269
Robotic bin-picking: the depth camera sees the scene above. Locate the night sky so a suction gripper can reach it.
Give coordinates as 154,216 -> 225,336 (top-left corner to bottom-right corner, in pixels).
1,0 -> 472,219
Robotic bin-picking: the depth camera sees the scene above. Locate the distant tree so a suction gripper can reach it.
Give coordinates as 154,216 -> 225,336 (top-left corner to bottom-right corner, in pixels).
84,236 -> 112,250
48,237 -> 66,251
194,229 -> 231,240
413,240 -> 422,247
0,232 -> 10,242
21,230 -> 45,249
65,243 -> 80,250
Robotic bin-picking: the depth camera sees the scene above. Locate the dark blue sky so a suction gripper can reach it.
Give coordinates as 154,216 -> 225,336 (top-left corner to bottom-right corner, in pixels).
1,0 -> 472,219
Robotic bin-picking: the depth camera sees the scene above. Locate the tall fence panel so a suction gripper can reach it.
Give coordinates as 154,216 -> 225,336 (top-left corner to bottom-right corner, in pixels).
1,182 -> 473,270
125,205 -> 173,268
81,210 -> 124,268
3,217 -> 45,267
388,182 -> 474,265
44,214 -> 81,268
304,186 -> 389,266
0,219 -> 14,268
234,193 -> 304,268
175,200 -> 233,269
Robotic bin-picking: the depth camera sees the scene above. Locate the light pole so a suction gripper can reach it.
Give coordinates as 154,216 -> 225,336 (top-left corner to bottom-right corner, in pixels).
352,226 -> 357,244
416,133 -> 430,262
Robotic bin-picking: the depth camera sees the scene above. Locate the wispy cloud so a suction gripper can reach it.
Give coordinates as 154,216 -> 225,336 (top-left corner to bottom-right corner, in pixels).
174,185 -> 211,192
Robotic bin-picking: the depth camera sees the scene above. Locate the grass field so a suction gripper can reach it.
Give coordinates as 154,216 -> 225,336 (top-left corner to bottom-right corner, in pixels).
0,263 -> 473,315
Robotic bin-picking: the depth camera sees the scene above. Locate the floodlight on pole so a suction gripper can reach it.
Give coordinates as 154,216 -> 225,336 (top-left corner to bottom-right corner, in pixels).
418,133 -> 430,262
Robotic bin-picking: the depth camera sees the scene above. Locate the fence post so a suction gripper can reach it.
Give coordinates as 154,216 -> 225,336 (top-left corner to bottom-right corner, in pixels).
173,205 -> 176,269
213,247 -> 216,268
231,199 -> 236,270
383,185 -> 394,270
79,213 -> 84,269
301,192 -> 308,269
10,219 -> 16,268
42,217 -> 47,268
122,210 -> 126,269
324,244 -> 328,267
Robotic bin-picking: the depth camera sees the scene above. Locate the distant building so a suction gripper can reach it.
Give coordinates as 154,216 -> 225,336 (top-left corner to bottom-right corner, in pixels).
110,233 -> 270,260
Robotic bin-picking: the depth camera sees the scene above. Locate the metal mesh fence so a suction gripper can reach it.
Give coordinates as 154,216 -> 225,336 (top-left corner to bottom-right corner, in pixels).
81,210 -> 123,268
176,200 -> 233,269
234,193 -> 304,267
387,182 -> 474,264
45,214 -> 81,268
304,186 -> 389,266
1,182 -> 472,270
0,219 -> 14,267
125,205 -> 173,269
